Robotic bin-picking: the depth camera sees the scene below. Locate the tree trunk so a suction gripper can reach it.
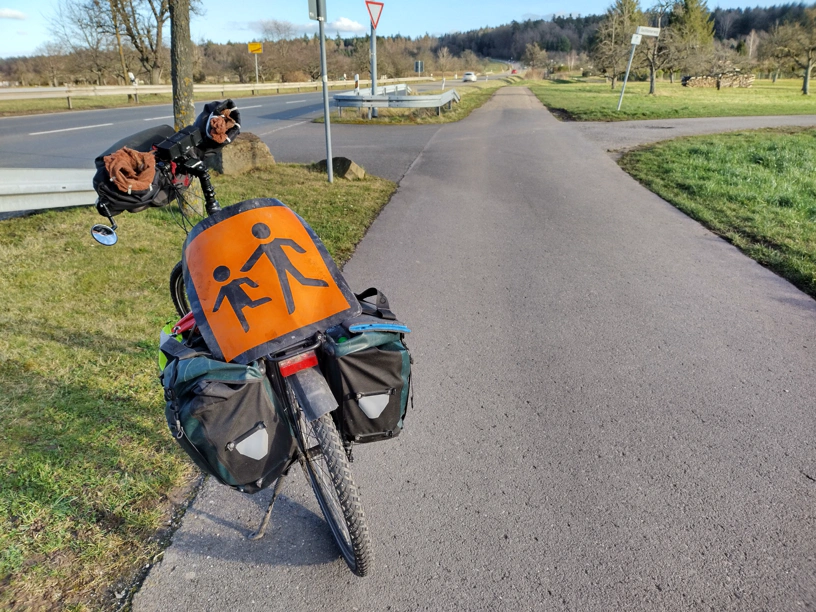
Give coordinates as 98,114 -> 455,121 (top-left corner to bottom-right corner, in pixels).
611,75 -> 617,89
170,0 -> 195,129
649,66 -> 656,94
149,65 -> 162,85
803,57 -> 812,95
669,71 -> 675,84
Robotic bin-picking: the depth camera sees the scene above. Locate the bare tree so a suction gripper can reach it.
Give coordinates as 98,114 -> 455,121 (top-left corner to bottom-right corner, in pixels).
50,0 -> 116,84
228,44 -> 254,83
592,0 -> 645,88
436,47 -> 453,74
745,29 -> 760,60
114,0 -> 170,83
636,1 -> 680,93
34,42 -> 68,86
260,19 -> 296,42
771,8 -> 816,94
522,42 -> 549,69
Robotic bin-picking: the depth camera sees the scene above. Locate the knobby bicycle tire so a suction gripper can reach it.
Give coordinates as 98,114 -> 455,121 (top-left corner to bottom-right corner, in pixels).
169,260 -> 190,317
298,412 -> 374,576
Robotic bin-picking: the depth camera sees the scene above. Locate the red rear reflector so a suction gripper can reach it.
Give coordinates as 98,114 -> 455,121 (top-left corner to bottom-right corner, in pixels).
279,351 -> 318,377
173,311 -> 196,334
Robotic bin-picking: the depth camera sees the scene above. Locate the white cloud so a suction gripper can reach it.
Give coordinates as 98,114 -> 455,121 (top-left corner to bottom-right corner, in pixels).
329,17 -> 366,34
0,8 -> 26,19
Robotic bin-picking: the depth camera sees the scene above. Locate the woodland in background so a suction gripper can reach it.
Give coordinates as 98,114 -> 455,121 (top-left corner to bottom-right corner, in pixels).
0,2 -> 813,93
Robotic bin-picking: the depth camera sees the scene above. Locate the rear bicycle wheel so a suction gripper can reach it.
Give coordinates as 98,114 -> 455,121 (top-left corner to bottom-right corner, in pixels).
297,411 -> 373,576
169,260 -> 190,317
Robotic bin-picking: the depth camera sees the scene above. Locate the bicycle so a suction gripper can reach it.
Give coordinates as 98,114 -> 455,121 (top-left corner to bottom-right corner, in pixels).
91,122 -> 375,577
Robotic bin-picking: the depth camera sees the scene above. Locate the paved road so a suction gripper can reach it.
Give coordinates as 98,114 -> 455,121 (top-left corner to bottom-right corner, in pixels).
133,88 -> 816,611
0,81 -> 461,182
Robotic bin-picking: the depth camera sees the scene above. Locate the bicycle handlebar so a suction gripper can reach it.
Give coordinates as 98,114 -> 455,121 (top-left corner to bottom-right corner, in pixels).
154,125 -> 222,216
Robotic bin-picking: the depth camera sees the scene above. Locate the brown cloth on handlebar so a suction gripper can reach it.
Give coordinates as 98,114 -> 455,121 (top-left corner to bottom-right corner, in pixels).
208,108 -> 236,144
103,147 -> 156,194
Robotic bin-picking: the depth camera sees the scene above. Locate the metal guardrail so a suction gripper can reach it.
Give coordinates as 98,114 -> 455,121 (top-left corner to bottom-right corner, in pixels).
0,78 -> 433,108
334,88 -> 460,115
0,168 -> 96,217
334,84 -> 411,96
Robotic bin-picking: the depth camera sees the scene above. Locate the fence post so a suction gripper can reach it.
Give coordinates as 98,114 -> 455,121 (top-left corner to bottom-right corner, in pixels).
66,96 -> 72,110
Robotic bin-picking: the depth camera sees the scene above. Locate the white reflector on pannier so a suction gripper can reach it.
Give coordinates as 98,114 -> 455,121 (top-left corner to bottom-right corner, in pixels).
358,394 -> 390,419
236,427 -> 269,461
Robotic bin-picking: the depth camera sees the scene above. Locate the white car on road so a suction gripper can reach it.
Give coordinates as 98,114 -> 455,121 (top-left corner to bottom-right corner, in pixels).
463,72 -> 477,82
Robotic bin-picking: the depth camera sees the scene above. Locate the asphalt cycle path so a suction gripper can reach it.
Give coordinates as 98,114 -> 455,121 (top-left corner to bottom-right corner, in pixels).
573,113 -> 816,155
134,87 -> 816,611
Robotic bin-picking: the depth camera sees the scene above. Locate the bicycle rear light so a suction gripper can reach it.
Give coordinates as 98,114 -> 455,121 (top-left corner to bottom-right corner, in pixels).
278,351 -> 319,377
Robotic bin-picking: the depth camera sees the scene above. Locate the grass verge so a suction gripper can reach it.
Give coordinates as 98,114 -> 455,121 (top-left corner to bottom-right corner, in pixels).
0,84 -> 365,117
619,127 -> 816,298
527,78 -> 816,122
0,164 -> 396,611
326,80 -> 506,125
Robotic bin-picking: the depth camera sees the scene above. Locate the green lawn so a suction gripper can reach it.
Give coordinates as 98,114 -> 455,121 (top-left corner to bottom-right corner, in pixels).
619,128 -> 816,297
0,165 -> 395,611
527,78 -> 816,121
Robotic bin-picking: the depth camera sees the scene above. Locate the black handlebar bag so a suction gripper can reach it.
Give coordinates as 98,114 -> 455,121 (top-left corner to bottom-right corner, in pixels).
92,124 -> 178,215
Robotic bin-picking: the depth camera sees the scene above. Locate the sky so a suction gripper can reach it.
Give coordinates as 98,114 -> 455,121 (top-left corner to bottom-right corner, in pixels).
0,0 -> 762,60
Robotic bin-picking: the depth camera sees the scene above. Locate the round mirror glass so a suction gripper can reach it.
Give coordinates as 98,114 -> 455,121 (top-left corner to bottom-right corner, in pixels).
91,224 -> 118,246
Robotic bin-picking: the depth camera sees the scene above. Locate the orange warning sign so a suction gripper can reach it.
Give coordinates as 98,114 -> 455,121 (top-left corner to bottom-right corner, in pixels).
183,199 -> 359,363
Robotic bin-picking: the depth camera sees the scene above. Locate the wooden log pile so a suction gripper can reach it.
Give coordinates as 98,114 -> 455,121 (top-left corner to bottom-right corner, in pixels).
681,73 -> 755,89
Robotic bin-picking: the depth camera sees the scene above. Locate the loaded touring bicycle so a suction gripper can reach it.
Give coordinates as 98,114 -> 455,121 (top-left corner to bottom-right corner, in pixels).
91,102 -> 412,576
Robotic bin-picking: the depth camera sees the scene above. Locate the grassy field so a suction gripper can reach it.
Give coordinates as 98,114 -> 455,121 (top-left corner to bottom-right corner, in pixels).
619,127 -> 816,297
0,165 -> 396,611
327,79 -> 507,125
527,78 -> 816,121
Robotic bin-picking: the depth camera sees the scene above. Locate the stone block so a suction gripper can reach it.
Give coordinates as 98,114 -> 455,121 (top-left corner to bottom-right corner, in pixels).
315,157 -> 366,180
209,132 -> 275,175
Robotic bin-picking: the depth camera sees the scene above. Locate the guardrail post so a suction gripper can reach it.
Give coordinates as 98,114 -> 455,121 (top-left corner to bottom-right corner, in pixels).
66,96 -> 72,110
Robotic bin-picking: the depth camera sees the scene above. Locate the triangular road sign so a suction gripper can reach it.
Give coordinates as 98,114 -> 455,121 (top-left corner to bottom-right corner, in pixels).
366,0 -> 384,30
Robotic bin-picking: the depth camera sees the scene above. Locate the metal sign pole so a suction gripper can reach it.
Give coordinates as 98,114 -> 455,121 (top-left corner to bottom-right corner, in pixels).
319,18 -> 333,182
370,24 -> 378,118
617,34 -> 642,111
254,54 -> 259,85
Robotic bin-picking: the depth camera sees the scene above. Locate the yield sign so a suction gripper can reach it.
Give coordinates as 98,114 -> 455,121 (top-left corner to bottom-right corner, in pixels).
366,0 -> 384,29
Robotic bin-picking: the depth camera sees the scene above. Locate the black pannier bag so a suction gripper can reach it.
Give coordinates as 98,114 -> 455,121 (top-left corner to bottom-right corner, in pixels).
92,124 -> 179,216
160,333 -> 297,494
322,289 -> 412,444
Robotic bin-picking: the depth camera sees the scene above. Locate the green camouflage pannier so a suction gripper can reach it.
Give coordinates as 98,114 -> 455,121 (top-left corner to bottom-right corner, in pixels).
160,335 -> 296,494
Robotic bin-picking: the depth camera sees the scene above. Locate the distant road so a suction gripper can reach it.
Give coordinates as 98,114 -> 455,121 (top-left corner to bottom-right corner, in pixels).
0,82 -> 452,182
